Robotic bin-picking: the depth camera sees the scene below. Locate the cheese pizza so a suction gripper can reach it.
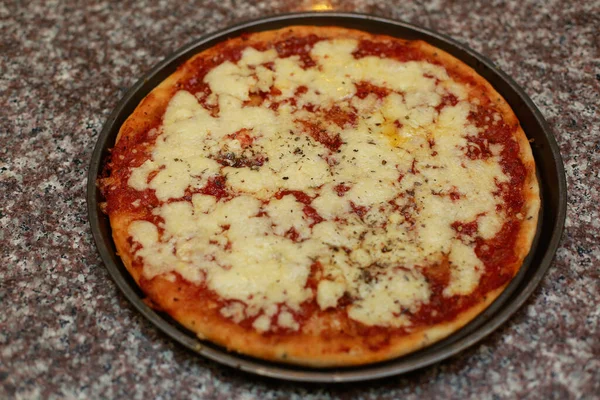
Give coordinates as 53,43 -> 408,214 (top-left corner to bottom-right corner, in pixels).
99,26 -> 540,366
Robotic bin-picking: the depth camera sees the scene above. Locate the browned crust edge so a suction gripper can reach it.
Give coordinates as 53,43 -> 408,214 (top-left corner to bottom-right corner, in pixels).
105,26 -> 540,367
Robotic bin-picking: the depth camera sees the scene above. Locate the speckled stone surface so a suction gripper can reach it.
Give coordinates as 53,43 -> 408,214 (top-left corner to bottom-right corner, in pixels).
1,0 -> 598,398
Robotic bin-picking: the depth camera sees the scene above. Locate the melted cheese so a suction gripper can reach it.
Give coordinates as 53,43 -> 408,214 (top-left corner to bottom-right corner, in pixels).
126,38 -> 510,331
317,280 -> 346,310
348,269 -> 431,327
265,195 -> 312,240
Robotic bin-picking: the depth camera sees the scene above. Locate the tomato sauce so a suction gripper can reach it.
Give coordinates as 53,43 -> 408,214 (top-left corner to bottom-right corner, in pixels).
334,183 -> 351,196
350,201 -> 369,218
200,175 -> 229,200
354,81 -> 390,99
272,190 -> 324,227
449,187 -> 461,201
451,220 -> 478,236
435,93 -> 459,113
285,227 -> 300,242
274,34 -> 321,69
325,105 -> 358,128
275,189 -> 312,204
104,186 -> 161,216
352,40 -> 425,62
297,120 -> 343,152
465,135 -> 493,160
295,85 -> 308,95
303,205 -> 324,227
468,106 -> 526,213
102,117 -> 162,216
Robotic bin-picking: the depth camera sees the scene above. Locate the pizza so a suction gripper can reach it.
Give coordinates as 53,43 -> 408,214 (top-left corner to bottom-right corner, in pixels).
99,26 -> 540,367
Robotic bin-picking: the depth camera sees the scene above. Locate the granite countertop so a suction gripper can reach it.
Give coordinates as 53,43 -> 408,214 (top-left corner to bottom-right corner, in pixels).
1,0 -> 598,398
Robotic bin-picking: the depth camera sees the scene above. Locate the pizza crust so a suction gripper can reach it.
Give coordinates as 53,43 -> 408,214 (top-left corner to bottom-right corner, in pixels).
102,26 -> 540,367
135,273 -> 510,367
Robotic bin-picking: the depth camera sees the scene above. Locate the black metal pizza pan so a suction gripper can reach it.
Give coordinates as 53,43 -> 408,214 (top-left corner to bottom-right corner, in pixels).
87,12 -> 567,383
